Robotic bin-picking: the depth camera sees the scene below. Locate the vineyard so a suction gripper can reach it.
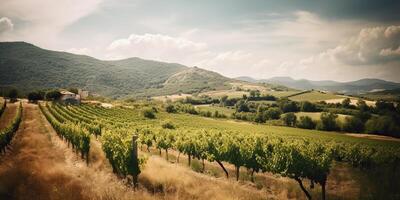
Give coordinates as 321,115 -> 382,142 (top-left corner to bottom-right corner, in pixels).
37,102 -> 400,200
0,101 -> 23,153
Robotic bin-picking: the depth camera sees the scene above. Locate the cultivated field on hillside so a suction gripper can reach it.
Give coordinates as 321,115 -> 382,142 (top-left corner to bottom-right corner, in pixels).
264,90 -> 302,98
199,90 -> 249,98
289,91 -> 342,102
195,104 -> 236,116
290,112 -> 350,123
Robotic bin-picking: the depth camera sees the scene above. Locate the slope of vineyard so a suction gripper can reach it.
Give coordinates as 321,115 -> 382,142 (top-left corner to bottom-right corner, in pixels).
39,102 -> 400,199
0,101 -> 22,153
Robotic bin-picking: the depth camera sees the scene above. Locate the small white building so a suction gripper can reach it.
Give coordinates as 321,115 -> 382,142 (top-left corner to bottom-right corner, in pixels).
60,91 -> 81,104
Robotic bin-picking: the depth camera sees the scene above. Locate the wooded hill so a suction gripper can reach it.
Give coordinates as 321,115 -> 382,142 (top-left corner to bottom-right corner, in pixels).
0,42 -> 232,98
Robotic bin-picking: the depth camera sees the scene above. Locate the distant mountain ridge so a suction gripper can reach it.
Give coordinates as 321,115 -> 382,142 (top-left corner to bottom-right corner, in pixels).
235,76 -> 400,94
0,42 -> 232,98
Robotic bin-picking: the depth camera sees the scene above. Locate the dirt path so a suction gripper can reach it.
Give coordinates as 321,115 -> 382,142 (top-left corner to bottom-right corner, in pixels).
0,103 -> 150,200
0,102 -> 17,129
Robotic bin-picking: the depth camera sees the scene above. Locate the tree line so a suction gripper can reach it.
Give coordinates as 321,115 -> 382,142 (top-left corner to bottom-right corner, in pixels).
168,96 -> 400,138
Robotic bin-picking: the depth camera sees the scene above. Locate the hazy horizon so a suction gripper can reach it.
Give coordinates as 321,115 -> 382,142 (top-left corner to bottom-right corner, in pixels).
1,0 -> 399,82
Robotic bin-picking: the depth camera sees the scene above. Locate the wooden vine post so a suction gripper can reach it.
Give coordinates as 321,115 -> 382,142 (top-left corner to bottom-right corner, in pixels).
131,135 -> 140,189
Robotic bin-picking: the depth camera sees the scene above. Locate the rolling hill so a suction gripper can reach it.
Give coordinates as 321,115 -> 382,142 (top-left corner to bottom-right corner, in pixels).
162,67 -> 231,92
236,76 -> 400,94
0,42 -> 232,98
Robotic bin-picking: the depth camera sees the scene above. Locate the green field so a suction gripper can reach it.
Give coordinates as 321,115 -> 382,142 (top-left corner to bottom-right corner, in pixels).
263,90 -> 301,98
195,105 -> 236,116
290,112 -> 349,123
289,91 -> 341,102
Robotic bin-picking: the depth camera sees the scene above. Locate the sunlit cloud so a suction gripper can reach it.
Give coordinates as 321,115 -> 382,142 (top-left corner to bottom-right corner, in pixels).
0,17 -> 13,34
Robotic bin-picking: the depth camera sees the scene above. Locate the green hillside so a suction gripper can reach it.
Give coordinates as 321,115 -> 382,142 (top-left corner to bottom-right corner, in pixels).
0,42 -> 231,98
162,67 -> 231,93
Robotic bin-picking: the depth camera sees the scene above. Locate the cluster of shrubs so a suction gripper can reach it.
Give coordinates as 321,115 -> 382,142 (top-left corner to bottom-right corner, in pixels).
229,96 -> 400,137
180,96 -> 220,105
161,121 -> 176,129
278,100 -> 400,138
142,107 -> 158,119
1,88 -> 57,103
165,103 -> 227,119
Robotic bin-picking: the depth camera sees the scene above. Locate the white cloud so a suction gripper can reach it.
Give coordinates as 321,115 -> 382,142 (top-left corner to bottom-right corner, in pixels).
195,51 -> 281,78
380,46 -> 400,57
384,25 -> 400,38
0,17 -> 13,34
106,33 -> 207,62
283,25 -> 400,81
269,11 -> 362,50
324,25 -> 400,65
0,0 -> 102,46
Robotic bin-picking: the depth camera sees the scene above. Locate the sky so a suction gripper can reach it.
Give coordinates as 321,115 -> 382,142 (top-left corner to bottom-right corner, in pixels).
1,0 -> 400,82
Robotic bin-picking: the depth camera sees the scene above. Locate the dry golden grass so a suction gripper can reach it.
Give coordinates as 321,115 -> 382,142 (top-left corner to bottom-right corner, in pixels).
152,94 -> 193,102
140,156 -> 268,200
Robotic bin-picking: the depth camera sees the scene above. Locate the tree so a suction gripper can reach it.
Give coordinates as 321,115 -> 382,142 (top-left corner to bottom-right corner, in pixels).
279,100 -> 299,113
143,108 -> 156,119
28,91 -> 44,103
265,107 -> 282,120
220,95 -> 228,106
365,116 -> 400,137
342,98 -> 351,108
235,100 -> 249,112
282,112 -> 297,127
68,88 -> 79,94
342,116 -> 364,133
249,90 -> 260,98
254,105 -> 268,123
354,110 -> 371,123
165,104 -> 177,113
46,90 -> 61,100
297,116 -> 316,129
254,112 -> 266,123
7,88 -> 18,101
162,121 -> 176,129
375,100 -> 396,114
316,112 -> 339,131
356,100 -> 370,112
301,101 -> 317,112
